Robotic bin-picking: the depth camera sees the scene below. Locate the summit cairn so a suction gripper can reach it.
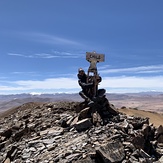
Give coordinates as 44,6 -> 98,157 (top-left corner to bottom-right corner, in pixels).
76,51 -> 118,128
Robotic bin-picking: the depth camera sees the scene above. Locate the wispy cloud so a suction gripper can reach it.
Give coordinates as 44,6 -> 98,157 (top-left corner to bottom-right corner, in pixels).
8,50 -> 84,59
36,33 -> 82,46
52,50 -> 84,58
99,65 -> 163,74
8,53 -> 34,58
20,32 -> 84,47
11,71 -> 37,75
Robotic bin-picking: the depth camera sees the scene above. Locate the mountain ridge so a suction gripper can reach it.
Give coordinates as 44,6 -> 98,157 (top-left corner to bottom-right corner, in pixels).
0,100 -> 163,162
1,93 -> 163,113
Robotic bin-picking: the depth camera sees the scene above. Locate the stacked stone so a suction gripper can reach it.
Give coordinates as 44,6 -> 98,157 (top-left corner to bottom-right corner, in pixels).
0,101 -> 162,163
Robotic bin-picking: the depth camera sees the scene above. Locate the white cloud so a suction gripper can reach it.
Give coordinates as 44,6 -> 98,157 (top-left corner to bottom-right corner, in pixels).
13,78 -> 79,89
100,76 -> 163,88
99,65 -> 163,74
1,76 -> 163,94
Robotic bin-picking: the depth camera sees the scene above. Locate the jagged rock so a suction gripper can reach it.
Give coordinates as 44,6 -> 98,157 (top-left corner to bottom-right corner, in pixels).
75,102 -> 88,113
157,135 -> 163,143
74,118 -> 92,131
123,141 -> 136,152
158,156 -> 163,162
65,153 -> 81,162
47,144 -> 57,151
72,156 -> 93,163
66,117 -> 73,126
156,144 -> 163,156
107,103 -> 119,116
78,107 -> 91,120
156,125 -> 163,143
0,140 -> 9,151
0,128 -> 12,139
70,116 -> 79,127
139,149 -> 151,158
156,125 -> 163,137
0,100 -> 163,162
129,155 -> 139,162
96,139 -> 125,163
12,128 -> 29,141
40,127 -> 64,136
92,111 -> 102,126
132,134 -> 145,149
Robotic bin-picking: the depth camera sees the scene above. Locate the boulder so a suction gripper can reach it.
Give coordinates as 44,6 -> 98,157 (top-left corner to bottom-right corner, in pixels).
74,118 -> 92,132
78,107 -> 91,120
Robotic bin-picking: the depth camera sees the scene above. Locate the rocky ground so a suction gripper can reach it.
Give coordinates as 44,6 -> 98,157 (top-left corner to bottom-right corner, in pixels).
0,97 -> 163,163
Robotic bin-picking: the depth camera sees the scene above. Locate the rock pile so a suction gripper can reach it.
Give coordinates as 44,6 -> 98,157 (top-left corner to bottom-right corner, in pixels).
0,98 -> 163,163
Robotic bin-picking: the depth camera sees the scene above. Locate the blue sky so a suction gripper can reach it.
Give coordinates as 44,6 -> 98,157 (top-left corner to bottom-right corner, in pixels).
0,0 -> 163,94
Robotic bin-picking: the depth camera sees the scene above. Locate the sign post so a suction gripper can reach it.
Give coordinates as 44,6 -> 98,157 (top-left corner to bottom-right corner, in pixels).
86,51 -> 105,97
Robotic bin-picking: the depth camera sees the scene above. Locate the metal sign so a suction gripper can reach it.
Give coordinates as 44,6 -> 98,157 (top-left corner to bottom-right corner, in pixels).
86,51 -> 105,62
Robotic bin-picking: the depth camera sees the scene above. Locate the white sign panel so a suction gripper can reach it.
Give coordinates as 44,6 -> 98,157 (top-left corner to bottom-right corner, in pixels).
86,52 -> 105,62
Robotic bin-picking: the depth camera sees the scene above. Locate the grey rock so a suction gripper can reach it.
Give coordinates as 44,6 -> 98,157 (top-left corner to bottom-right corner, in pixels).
0,100 -> 163,162
21,149 -> 31,159
47,144 -> 57,151
65,153 -> 81,162
139,149 -> 151,158
96,139 -> 125,163
72,156 -> 93,163
40,127 -> 63,136
75,118 -> 92,132
158,156 -> 163,162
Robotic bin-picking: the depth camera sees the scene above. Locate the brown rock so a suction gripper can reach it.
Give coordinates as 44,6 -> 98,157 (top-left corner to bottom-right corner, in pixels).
132,134 -> 145,149
107,103 -> 118,116
156,125 -> 163,137
1,128 -> 12,139
70,116 -> 79,126
156,125 -> 163,143
157,134 -> 163,143
78,107 -> 91,120
4,158 -> 10,163
12,128 -> 28,141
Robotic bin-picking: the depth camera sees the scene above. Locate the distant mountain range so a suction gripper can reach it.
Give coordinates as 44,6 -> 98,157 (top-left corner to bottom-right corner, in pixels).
0,92 -> 163,113
0,93 -> 81,112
